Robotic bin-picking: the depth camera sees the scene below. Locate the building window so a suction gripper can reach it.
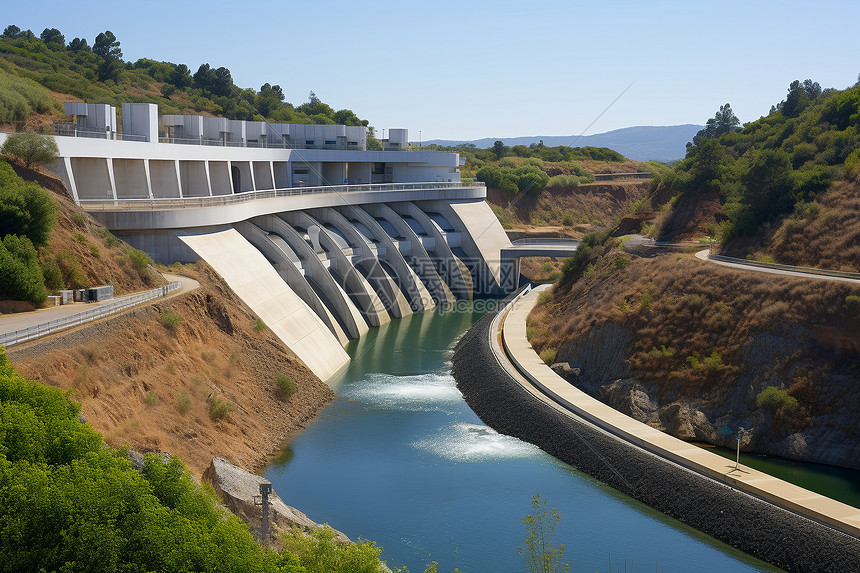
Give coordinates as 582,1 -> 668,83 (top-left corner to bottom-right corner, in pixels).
372,162 -> 386,174
325,140 -> 336,145
305,140 -> 314,146
294,168 -> 309,175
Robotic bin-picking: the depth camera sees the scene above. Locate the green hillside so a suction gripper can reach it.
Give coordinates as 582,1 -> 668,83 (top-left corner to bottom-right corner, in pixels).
0,25 -> 373,137
649,79 -> 860,269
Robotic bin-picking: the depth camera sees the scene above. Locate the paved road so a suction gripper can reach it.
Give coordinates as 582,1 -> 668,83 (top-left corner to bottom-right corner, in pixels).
695,249 -> 860,285
0,272 -> 199,338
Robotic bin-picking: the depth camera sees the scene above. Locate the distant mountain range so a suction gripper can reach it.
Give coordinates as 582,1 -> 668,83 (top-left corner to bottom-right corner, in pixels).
424,125 -> 703,162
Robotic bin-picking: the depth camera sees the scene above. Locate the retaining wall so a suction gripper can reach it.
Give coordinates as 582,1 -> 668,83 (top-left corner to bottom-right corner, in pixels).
451,295 -> 860,572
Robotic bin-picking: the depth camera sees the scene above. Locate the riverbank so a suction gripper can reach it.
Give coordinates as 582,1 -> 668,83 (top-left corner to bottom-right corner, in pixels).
8,261 -> 333,478
452,289 -> 860,573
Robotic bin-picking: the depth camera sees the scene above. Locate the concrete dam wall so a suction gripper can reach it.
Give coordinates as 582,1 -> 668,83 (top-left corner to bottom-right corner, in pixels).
153,197 -> 512,382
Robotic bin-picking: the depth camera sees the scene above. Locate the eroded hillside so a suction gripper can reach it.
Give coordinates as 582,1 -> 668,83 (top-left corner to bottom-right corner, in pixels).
527,244 -> 860,469
9,262 -> 332,478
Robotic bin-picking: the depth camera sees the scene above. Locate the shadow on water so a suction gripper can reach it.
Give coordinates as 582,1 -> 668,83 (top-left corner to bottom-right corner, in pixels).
266,303 -> 785,573
694,442 -> 860,509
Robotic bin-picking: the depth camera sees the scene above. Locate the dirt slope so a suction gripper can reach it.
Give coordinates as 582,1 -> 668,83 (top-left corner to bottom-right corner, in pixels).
9,262 -> 333,478
528,247 -> 860,469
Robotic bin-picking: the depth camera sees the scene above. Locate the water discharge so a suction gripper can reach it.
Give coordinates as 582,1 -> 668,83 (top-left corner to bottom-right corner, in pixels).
265,304 -> 783,572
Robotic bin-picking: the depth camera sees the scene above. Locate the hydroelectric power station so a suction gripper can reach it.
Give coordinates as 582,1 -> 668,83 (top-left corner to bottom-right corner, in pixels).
10,102 -> 574,380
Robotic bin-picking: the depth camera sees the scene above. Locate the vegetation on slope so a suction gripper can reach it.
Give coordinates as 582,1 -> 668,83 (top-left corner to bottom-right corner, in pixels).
524,79 -> 860,467
530,244 -> 860,467
0,24 -> 373,137
648,78 -> 860,269
0,159 -> 164,308
440,140 -> 665,238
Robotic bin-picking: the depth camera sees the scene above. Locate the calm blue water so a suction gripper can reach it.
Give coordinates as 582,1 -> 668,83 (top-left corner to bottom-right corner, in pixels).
265,305 -> 781,573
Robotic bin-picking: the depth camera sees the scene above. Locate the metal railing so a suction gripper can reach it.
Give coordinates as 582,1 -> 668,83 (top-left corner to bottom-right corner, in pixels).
708,254 -> 860,280
593,172 -> 652,181
54,123 -> 147,142
0,281 -> 181,348
78,181 -> 485,212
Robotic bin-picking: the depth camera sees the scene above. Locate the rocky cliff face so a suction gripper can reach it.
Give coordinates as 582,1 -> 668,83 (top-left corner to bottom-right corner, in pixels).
553,323 -> 860,470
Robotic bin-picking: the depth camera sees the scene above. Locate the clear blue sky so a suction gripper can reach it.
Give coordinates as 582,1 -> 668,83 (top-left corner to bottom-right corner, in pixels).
6,0 -> 859,141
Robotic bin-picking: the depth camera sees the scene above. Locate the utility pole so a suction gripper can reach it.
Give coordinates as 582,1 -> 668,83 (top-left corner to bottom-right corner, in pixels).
255,482 -> 273,547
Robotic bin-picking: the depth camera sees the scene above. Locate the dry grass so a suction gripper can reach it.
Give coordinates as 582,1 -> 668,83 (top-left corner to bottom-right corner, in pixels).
9,262 -> 333,478
726,174 -> 860,272
530,249 -> 860,408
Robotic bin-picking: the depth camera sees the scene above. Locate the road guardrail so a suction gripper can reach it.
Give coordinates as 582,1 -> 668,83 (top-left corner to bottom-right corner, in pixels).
0,281 -> 181,348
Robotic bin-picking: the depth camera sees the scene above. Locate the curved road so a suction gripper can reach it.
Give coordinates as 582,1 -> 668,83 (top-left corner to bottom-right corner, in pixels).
0,272 -> 199,341
695,249 -> 860,285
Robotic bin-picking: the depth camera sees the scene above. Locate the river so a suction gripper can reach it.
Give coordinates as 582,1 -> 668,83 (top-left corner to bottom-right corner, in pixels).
264,303 -> 782,572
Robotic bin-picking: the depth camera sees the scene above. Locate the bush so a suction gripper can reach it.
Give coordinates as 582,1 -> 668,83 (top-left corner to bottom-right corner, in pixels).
253,317 -> 267,332
0,234 -> 47,304
208,394 -> 236,421
55,250 -> 87,289
276,375 -> 296,401
539,347 -> 557,365
0,160 -> 57,246
176,392 -> 190,414
159,311 -> 182,332
756,386 -> 798,412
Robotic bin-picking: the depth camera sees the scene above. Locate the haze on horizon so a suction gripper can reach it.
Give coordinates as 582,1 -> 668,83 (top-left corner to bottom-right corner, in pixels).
5,0 -> 859,142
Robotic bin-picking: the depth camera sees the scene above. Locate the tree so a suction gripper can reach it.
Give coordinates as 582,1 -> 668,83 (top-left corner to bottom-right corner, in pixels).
1,132 -> 60,169
193,63 -> 216,95
67,37 -> 90,52
519,493 -> 568,573
169,63 -> 192,89
2,25 -> 21,39
781,79 -> 822,117
92,30 -> 121,60
690,103 -> 741,148
211,66 -> 233,97
93,31 -> 122,82
39,28 -> 64,48
492,140 -> 508,159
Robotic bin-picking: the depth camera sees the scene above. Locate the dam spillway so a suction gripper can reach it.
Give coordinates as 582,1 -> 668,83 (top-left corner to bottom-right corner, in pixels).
9,103 -> 551,381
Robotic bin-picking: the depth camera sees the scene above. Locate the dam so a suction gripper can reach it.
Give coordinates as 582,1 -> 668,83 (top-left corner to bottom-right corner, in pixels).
10,102 -> 540,381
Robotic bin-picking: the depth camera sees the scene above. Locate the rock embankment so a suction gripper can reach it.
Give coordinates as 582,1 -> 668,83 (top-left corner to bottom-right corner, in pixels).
203,457 -> 349,546
451,300 -> 860,573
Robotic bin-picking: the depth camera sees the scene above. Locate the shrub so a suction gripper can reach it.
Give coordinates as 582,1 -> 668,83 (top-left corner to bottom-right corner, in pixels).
253,317 -> 267,332
539,348 -> 557,365
159,311 -> 182,332
55,250 -> 87,289
0,160 -> 57,246
561,212 -> 574,226
176,391 -> 190,414
614,256 -> 630,270
201,349 -> 216,363
39,254 -> 64,291
275,375 -> 296,401
756,386 -> 798,412
144,391 -> 160,406
208,394 -> 236,421
0,234 -> 47,304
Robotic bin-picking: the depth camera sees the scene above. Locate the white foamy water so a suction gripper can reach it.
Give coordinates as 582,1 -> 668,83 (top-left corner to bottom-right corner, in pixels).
413,422 -> 542,463
343,372 -> 463,411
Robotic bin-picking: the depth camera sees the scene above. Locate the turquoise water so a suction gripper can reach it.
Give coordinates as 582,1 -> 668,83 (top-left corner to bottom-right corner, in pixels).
265,305 -> 782,572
